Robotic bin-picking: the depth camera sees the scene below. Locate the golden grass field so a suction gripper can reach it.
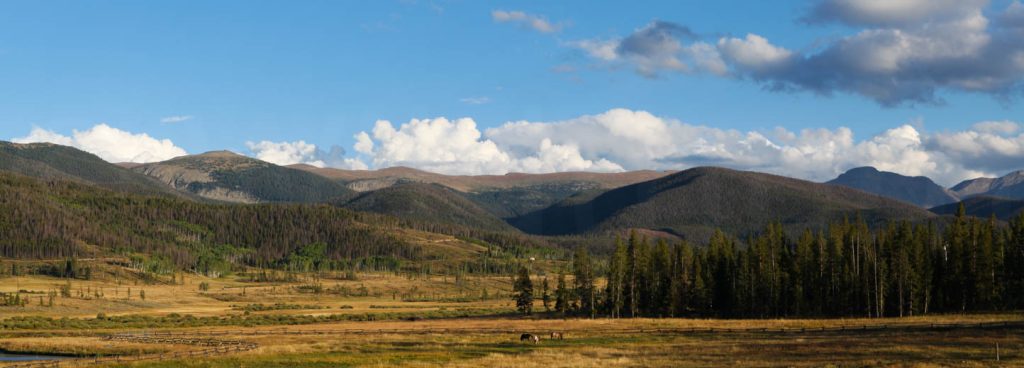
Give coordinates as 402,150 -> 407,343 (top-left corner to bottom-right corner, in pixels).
1,265 -> 1022,367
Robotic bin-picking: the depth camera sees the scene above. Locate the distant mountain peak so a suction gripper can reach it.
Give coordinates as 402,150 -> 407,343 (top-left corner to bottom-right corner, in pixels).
132,152 -> 352,203
827,166 -> 958,208
846,166 -> 880,173
952,169 -> 1024,200
194,150 -> 244,158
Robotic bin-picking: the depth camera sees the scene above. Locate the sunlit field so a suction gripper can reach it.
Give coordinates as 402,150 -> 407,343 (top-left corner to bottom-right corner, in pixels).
2,265 -> 1021,367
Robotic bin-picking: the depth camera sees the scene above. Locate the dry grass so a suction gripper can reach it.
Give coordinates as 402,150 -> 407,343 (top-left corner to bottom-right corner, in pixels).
76,322 -> 1023,367
2,271 -> 1022,367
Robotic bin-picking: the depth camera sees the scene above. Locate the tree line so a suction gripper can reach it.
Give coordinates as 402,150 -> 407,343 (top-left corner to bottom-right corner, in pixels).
516,206 -> 1024,318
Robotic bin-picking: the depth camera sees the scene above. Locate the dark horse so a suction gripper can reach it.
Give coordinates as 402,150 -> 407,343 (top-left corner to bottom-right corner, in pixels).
520,333 -> 539,343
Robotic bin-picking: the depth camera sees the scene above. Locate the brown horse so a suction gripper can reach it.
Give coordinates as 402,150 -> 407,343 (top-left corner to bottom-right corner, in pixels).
549,332 -> 564,340
520,333 -> 539,343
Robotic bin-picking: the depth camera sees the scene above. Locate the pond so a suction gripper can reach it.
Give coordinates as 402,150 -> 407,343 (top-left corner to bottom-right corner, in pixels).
0,352 -> 68,362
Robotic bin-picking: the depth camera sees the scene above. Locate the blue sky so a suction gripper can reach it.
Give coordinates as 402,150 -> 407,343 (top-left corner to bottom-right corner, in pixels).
2,0 -> 1023,184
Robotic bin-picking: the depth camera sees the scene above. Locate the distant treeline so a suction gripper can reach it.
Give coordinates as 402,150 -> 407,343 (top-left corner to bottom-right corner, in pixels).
543,207 -> 1024,318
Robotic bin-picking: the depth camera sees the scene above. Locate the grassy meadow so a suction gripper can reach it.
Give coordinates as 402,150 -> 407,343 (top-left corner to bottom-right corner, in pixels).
0,261 -> 1021,367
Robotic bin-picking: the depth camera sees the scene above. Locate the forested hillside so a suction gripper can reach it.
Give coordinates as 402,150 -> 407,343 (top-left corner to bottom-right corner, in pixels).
133,151 -> 353,203
511,167 -> 935,241
0,172 -> 412,271
295,164 -> 671,218
0,141 -> 193,198
931,196 -> 1024,221
337,183 -> 516,233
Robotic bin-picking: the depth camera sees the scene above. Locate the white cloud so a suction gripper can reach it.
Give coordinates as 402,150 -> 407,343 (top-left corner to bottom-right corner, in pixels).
354,131 -> 374,155
492,10 -> 562,33
971,120 -> 1020,135
352,109 -> 1023,185
12,124 -> 187,163
160,115 -> 193,124
354,116 -> 622,175
717,34 -> 793,73
246,140 -> 367,170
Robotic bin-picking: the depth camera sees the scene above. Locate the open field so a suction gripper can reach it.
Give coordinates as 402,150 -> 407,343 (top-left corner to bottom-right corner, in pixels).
1,316 -> 1022,367
2,270 -> 1023,367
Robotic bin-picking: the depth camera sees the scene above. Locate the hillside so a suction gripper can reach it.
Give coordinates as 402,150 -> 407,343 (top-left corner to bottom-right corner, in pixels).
133,151 -> 353,203
827,166 -> 958,207
290,165 -> 671,192
0,141 -> 193,198
930,196 -> 1024,221
951,170 -> 1024,199
292,165 -> 671,218
0,171 -> 411,264
511,167 -> 936,241
337,183 -> 516,233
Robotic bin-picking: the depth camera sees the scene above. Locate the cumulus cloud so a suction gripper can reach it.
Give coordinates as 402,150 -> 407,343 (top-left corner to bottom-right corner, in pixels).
352,109 -> 1022,185
12,124 -> 187,163
354,116 -> 620,175
492,10 -> 562,33
246,140 -> 367,170
160,115 -> 193,124
927,123 -> 1024,175
570,1 -> 1024,105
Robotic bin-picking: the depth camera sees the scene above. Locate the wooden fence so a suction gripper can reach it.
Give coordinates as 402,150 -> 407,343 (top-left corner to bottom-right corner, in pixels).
2,320 -> 1020,367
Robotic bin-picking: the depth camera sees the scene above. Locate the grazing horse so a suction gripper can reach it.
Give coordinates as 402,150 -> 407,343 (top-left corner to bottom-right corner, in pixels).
520,333 -> 539,343
550,332 -> 564,340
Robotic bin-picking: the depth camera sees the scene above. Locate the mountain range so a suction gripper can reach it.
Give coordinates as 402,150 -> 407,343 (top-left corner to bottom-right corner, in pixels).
511,166 -> 933,241
825,166 -> 1024,220
3,140 -> 1024,248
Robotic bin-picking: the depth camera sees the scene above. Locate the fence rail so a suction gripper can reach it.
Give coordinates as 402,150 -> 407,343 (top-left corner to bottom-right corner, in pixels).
2,320 -> 1020,367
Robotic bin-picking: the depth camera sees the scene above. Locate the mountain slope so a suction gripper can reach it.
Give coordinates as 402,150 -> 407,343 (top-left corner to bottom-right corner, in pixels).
133,151 -> 353,203
827,166 -> 958,207
511,167 -> 935,241
930,196 -> 1024,221
951,170 -> 1024,199
0,141 -> 193,198
338,183 -> 516,232
951,177 -> 997,198
292,165 -> 672,218
290,165 -> 671,192
0,171 -> 417,263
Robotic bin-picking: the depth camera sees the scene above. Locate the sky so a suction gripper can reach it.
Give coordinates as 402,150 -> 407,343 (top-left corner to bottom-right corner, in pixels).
2,0 -> 1024,186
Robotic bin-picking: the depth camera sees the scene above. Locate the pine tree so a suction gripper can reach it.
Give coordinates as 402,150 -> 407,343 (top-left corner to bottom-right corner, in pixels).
625,230 -> 641,317
541,277 -> 551,312
604,236 -> 627,318
573,247 -> 597,318
555,272 -> 569,314
651,239 -> 673,317
513,266 -> 533,315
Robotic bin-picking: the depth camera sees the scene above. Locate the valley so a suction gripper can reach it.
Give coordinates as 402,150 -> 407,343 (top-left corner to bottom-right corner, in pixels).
3,141 -> 1024,367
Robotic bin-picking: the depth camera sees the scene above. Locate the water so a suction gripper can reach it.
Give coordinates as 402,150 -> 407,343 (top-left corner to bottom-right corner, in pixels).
0,352 -> 67,362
